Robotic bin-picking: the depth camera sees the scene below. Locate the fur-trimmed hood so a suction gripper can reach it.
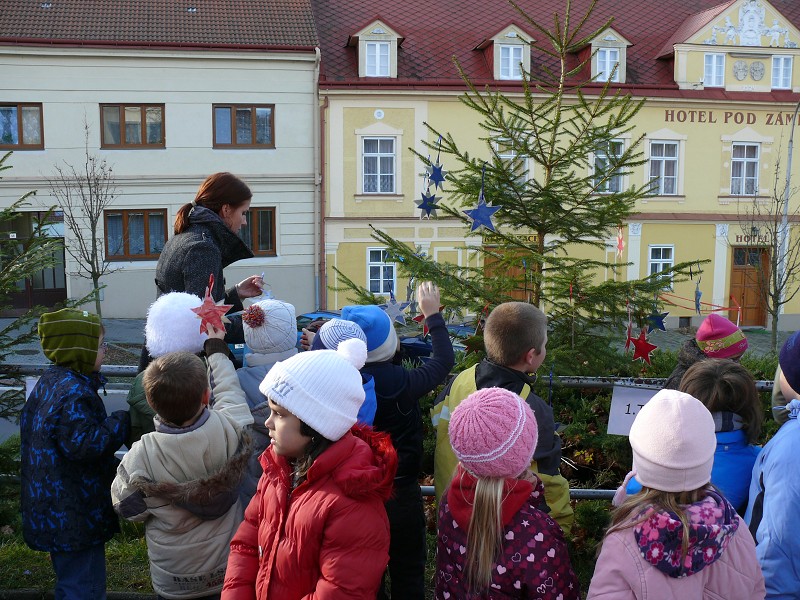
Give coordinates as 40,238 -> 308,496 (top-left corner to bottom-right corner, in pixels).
261,423 -> 397,502
133,433 -> 252,520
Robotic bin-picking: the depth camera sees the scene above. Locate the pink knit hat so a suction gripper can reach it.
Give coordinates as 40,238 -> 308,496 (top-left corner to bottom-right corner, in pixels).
695,313 -> 748,359
449,387 -> 538,478
630,389 -> 716,493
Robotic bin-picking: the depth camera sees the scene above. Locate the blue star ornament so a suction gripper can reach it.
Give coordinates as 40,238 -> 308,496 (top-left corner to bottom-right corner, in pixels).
381,290 -> 412,325
416,190 -> 439,217
427,162 -> 447,190
463,199 -> 501,232
646,311 -> 669,333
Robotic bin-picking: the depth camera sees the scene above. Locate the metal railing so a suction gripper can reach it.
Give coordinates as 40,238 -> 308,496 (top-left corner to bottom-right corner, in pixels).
4,363 -> 774,502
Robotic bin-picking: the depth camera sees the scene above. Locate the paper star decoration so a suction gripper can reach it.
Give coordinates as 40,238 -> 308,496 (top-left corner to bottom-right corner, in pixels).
381,290 -> 412,325
631,329 -> 658,365
191,274 -> 233,335
462,334 -> 485,355
646,311 -> 669,333
695,283 -> 703,315
427,162 -> 447,190
624,320 -> 633,352
616,226 -> 625,257
416,190 -> 440,218
464,198 -> 501,232
412,305 -> 444,335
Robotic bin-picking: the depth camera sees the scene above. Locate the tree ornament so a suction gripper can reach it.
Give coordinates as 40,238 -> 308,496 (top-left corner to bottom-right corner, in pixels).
427,135 -> 447,190
416,189 -> 439,218
381,289 -> 411,325
631,328 -> 658,365
463,164 -> 500,232
190,274 -> 233,334
646,311 -> 669,333
412,304 -> 444,335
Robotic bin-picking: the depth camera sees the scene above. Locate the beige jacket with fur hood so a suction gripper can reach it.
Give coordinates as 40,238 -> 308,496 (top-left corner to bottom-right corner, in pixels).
112,350 -> 254,599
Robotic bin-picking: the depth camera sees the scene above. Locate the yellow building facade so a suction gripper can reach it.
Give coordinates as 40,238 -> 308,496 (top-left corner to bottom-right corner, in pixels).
316,0 -> 800,329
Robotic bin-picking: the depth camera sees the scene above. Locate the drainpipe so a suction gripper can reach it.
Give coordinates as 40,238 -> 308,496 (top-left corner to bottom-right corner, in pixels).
312,47 -> 322,311
778,99 -> 800,309
319,93 -> 330,310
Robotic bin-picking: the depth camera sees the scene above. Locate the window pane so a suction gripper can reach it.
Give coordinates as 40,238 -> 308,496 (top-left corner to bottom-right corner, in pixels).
238,211 -> 252,248
255,107 -> 272,145
257,210 -> 274,252
215,107 -> 232,144
106,213 -> 124,255
128,212 -> 145,255
0,107 -> 18,145
124,106 -> 142,144
732,145 -> 745,159
103,106 -> 121,145
21,107 -> 41,145
148,212 -> 165,253
364,155 -> 378,175
379,138 -> 394,153
236,108 -> 252,144
145,107 -> 162,144
369,249 -> 382,262
364,138 -> 378,153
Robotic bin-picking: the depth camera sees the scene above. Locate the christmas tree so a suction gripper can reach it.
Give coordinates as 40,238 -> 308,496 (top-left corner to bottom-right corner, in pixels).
337,0 -> 701,374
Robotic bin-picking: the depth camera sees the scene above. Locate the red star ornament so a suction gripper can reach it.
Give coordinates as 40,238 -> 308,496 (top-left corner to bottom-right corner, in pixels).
631,328 -> 658,365
190,274 -> 233,335
462,334 -> 485,355
412,305 -> 445,335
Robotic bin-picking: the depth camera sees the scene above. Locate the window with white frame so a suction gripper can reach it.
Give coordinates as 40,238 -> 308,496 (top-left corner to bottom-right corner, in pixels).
731,143 -> 759,195
363,137 -> 395,193
704,53 -> 724,87
594,140 -> 624,193
367,248 -> 396,294
496,138 -> 528,183
499,45 -> 524,80
649,245 -> 674,288
649,141 -> 679,195
772,56 -> 793,89
365,42 -> 390,77
596,48 -> 620,83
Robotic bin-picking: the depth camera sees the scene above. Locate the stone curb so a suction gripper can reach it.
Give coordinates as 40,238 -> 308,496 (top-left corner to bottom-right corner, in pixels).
0,592 -> 155,600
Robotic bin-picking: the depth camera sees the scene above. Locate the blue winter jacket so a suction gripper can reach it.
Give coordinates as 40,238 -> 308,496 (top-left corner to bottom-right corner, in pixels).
20,365 -> 129,552
746,399 -> 800,600
626,429 -> 761,514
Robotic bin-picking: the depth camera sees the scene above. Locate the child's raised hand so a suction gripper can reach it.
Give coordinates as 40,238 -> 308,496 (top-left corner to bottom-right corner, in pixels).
417,281 -> 441,318
206,324 -> 226,340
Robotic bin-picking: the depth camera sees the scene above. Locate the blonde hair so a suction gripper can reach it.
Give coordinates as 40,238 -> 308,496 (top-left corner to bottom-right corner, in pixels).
602,485 -> 711,569
464,477 -> 505,593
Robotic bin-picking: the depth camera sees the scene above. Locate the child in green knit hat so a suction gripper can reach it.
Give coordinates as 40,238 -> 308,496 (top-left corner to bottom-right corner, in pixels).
20,308 -> 130,600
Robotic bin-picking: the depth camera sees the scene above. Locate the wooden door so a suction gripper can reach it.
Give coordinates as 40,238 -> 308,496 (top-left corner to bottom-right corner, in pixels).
484,248 -> 532,302
729,247 -> 768,327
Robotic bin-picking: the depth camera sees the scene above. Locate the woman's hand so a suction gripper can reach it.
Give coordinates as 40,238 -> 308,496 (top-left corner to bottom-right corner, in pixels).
236,275 -> 264,299
417,281 -> 441,319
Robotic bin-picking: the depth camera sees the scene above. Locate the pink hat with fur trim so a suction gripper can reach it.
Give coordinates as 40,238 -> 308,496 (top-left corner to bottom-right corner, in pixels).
449,387 -> 538,478
695,314 -> 748,359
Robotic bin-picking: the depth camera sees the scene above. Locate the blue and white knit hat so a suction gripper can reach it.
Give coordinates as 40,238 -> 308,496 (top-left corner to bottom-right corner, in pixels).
311,318 -> 367,351
340,304 -> 398,363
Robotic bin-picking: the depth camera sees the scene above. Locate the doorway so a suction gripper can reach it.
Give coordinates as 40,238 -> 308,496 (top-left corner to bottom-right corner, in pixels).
729,246 -> 768,327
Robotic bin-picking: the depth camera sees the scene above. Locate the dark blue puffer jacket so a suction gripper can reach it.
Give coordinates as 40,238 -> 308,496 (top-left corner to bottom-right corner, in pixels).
20,365 -> 129,552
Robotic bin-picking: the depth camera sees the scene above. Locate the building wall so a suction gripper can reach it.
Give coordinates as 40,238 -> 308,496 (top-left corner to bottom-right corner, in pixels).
0,45 -> 319,317
322,91 -> 800,328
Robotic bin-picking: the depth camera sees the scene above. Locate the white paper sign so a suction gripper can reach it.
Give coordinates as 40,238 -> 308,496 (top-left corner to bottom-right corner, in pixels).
607,384 -> 661,436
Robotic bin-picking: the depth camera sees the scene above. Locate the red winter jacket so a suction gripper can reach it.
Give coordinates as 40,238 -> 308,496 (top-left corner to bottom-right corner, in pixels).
222,425 -> 397,600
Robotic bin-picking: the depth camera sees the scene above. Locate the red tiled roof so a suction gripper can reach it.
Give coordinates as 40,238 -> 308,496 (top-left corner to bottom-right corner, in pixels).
656,0 -> 736,59
0,0 -> 318,50
311,0 -> 800,94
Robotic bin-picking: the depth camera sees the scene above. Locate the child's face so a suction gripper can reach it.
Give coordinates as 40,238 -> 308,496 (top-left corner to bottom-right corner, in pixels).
94,334 -> 106,372
265,399 -> 312,458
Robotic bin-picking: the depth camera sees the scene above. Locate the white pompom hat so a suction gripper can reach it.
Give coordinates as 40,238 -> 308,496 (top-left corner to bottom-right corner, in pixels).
259,337 -> 367,441
145,292 -> 208,357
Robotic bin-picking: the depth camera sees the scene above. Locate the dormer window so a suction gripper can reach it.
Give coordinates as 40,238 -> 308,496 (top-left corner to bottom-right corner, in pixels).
586,28 -> 631,84
350,20 -> 402,79
596,48 -> 620,82
366,42 -> 390,77
499,45 -> 524,80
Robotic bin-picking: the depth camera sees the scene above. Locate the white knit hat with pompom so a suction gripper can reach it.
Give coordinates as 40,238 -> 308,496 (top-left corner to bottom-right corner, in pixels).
145,292 -> 208,357
242,299 -> 296,354
259,338 -> 367,440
